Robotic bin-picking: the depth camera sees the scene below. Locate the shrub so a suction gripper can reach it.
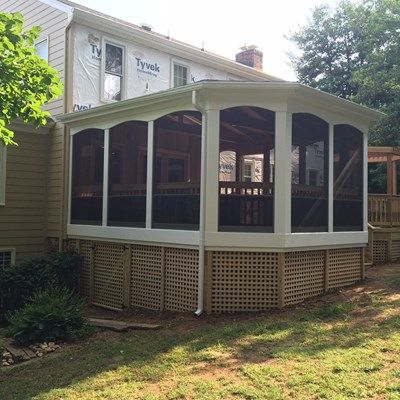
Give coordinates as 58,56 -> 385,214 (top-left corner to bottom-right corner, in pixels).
6,287 -> 90,345
0,251 -> 83,323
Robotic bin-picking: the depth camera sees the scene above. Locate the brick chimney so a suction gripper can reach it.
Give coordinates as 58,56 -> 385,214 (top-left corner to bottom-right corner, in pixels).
235,45 -> 263,70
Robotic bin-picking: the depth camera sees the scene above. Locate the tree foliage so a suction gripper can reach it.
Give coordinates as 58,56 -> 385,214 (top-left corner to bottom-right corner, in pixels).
289,0 -> 400,145
0,12 -> 62,146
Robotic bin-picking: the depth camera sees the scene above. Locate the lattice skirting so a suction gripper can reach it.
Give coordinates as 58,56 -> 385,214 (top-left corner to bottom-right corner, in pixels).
370,230 -> 400,265
67,239 -> 363,313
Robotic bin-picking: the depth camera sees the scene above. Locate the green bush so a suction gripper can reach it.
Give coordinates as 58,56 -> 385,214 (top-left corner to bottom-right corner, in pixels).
0,251 -> 83,323
6,287 -> 90,345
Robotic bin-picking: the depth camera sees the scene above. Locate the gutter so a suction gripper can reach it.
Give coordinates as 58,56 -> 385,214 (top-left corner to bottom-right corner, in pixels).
192,90 -> 207,317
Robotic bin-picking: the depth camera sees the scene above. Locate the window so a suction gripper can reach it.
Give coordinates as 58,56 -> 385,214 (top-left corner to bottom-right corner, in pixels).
0,146 -> 6,206
0,249 -> 15,269
173,63 -> 188,87
71,129 -> 104,225
108,121 -> 148,227
291,113 -> 328,232
35,38 -> 48,61
219,106 -> 275,232
104,43 -> 123,101
153,111 -> 202,230
333,125 -> 363,231
243,162 -> 252,182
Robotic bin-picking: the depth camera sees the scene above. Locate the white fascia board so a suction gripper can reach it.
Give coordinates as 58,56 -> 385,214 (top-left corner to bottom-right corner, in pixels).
58,81 -> 382,128
72,9 -> 282,82
38,0 -> 73,17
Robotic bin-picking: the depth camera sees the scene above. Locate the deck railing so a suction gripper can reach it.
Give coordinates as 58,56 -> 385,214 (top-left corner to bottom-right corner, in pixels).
368,194 -> 400,226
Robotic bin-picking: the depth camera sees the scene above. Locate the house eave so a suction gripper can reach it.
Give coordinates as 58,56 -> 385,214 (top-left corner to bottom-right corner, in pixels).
8,119 -> 55,134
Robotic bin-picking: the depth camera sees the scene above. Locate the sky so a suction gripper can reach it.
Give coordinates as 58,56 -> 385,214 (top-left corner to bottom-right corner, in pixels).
71,0 -> 341,81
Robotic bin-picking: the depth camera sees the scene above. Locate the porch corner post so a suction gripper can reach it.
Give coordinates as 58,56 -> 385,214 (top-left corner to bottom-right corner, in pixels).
204,109 -> 220,234
146,121 -> 154,229
363,131 -> 368,231
328,124 -> 334,232
102,129 -> 110,227
274,110 -> 292,235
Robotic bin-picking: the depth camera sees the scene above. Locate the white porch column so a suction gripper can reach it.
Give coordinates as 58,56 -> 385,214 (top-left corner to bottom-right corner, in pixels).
145,121 -> 154,229
102,129 -> 110,227
363,130 -> 368,231
274,110 -> 292,234
204,109 -> 220,233
328,124 -> 334,232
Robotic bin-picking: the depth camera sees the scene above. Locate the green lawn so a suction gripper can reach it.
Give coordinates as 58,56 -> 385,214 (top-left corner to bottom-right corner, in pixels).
1,265 -> 399,400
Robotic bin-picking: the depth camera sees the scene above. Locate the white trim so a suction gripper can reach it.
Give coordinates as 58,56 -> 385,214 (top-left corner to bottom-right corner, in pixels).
38,0 -> 73,16
0,146 -> 7,206
102,129 -> 109,226
328,123 -> 333,232
68,134 -> 73,224
67,225 -> 367,250
204,109 -> 220,233
363,131 -> 368,231
101,37 -> 126,102
0,247 -> 16,267
67,224 -> 199,246
145,121 -> 154,229
274,110 -> 291,234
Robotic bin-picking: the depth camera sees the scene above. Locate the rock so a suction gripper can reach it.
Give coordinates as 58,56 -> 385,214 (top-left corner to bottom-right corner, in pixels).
53,345 -> 60,349
2,362 -> 10,367
2,352 -> 10,358
48,342 -> 55,347
37,352 -> 43,357
7,358 -> 14,364
40,344 -> 48,350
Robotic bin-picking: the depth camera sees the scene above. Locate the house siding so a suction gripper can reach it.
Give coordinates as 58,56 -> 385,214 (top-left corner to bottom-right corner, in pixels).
1,0 -> 69,244
0,133 -> 48,262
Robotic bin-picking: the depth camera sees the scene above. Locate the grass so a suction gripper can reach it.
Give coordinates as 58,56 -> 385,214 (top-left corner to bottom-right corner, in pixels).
1,264 -> 400,400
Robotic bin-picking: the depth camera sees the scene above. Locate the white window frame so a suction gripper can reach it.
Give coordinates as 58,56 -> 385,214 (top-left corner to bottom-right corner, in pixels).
101,37 -> 126,103
0,247 -> 16,267
0,146 -> 6,206
34,36 -> 49,62
171,60 -> 190,88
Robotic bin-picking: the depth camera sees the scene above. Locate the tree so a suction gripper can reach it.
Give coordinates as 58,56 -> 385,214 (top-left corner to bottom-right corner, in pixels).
289,0 -> 400,146
0,12 -> 62,146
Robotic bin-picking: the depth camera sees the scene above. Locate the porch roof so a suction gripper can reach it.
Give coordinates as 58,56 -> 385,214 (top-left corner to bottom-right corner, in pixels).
58,81 -> 383,128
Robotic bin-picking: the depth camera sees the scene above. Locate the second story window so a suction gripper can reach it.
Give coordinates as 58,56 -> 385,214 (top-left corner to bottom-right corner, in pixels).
35,38 -> 48,62
173,63 -> 188,87
104,43 -> 123,101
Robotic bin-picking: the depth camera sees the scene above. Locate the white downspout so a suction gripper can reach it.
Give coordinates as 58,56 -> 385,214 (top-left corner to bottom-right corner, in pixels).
192,90 -> 207,317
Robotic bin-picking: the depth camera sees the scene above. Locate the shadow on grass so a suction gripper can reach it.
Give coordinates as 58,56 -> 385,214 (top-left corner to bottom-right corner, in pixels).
0,273 -> 399,399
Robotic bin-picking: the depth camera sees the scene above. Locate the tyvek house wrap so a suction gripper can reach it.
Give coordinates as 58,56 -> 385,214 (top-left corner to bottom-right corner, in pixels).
72,24 -> 243,112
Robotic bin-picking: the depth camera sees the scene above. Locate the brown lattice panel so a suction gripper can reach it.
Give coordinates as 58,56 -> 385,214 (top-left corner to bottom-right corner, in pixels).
283,250 -> 325,306
79,240 -> 93,299
164,248 -> 198,312
211,251 -> 279,312
131,244 -> 163,310
391,240 -> 400,261
328,248 -> 362,289
46,237 -> 59,254
92,242 -> 125,310
373,240 -> 388,264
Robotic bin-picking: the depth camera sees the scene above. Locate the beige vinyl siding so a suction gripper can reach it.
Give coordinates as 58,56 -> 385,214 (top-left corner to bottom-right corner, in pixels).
1,0 -> 69,116
0,133 -> 48,262
46,123 -> 65,238
1,0 -> 69,247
